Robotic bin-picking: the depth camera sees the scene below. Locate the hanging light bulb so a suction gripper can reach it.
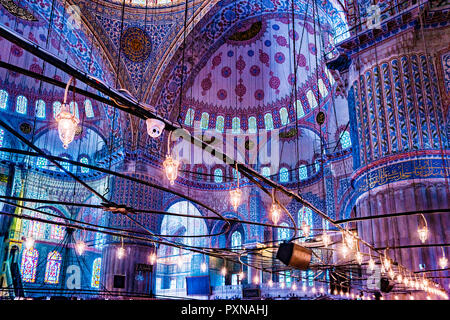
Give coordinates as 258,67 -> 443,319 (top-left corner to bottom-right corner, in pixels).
75,240 -> 86,255
341,242 -> 349,258
56,77 -> 79,149
344,230 -> 356,249
439,248 -> 448,269
302,285 -> 306,292
292,283 -> 297,290
268,279 -> 273,287
322,232 -> 331,247
25,237 -> 35,250
117,246 -> 125,259
355,251 -> 363,265
280,282 -> 285,289
163,155 -> 179,185
417,214 -> 429,243
312,287 -> 316,294
221,267 -> 227,276
301,221 -> 311,238
229,188 -> 242,211
383,256 -> 391,270
201,262 -> 207,272
388,269 -> 395,280
239,271 -> 245,280
253,275 -> 259,284
177,256 -> 183,268
397,273 -> 403,283
320,287 -> 324,294
270,202 -> 281,225
368,256 -> 375,271
149,253 -> 157,265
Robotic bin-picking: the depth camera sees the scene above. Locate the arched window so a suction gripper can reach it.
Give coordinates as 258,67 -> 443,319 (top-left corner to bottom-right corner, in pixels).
44,251 -> 62,284
35,99 -> 46,118
21,248 -> 39,283
279,167 -> 289,182
232,117 -> 240,134
200,112 -> 209,130
295,100 -> 305,118
278,222 -> 290,241
279,107 -> 289,125
60,156 -> 71,172
0,129 -> 5,148
325,68 -> 335,85
231,231 -> 242,248
298,165 -> 308,181
79,156 -> 89,173
23,211 -> 44,240
307,270 -> 314,286
16,95 -> 27,114
195,167 -> 203,181
339,130 -> 352,149
248,116 -> 257,133
318,79 -> 329,98
94,232 -> 105,250
50,216 -> 65,240
84,99 -> 94,118
232,168 -> 241,181
298,207 -> 313,237
314,159 -> 320,173
91,257 -> 102,288
215,115 -> 224,133
306,90 -> 318,109
0,89 -> 8,109
185,108 -> 195,126
53,101 -> 62,119
264,113 -> 274,130
214,168 -> 223,183
69,101 -> 79,119
261,166 -> 271,178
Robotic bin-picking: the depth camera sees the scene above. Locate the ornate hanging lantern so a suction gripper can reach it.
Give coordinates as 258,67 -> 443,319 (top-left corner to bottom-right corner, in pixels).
229,163 -> 242,211
417,214 -> 429,243
163,131 -> 179,185
75,240 -> 86,255
56,77 -> 79,149
270,189 -> 281,225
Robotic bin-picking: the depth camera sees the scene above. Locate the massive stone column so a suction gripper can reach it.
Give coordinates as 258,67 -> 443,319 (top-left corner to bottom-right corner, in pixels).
338,3 -> 449,298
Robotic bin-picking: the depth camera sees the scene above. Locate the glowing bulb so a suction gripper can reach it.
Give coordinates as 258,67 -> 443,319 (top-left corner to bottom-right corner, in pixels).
394,295 -> 399,300
177,257 -> 183,268
117,247 -> 125,259
280,282 -> 285,288
56,103 -> 79,149
301,221 -> 311,238
271,202 -> 281,225
163,155 -> 179,185
221,267 -> 227,276
341,244 -> 349,258
409,295 -> 414,300
229,188 -> 242,211
356,251 -> 363,265
312,287 -> 316,294
239,271 -> 245,280
426,296 -> 431,300
75,241 -> 86,255
201,262 -> 207,272
292,283 -> 297,290
253,276 -> 259,284
25,237 -> 35,250
322,232 -> 331,247
417,226 -> 428,243
302,285 -> 306,292
344,231 -> 356,249
439,256 -> 448,269
384,257 -> 391,270
397,274 -> 403,283
340,290 -> 344,296
388,269 -> 395,280
268,279 -> 273,287
333,289 -> 338,295
368,257 -> 375,271
149,253 -> 157,265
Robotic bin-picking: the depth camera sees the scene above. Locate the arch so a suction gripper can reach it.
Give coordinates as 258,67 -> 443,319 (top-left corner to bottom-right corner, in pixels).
339,130 -> 352,149
278,222 -> 290,241
298,206 -> 314,237
279,167 -> 289,183
261,166 -> 271,178
318,78 -> 329,98
185,108 -> 195,126
84,99 -> 94,118
53,101 -> 62,119
248,116 -> 257,133
44,251 -> 62,284
280,107 -> 289,126
213,168 -> 223,183
79,156 -> 90,173
296,99 -> 305,118
200,112 -> 210,130
232,117 -> 240,134
306,90 -> 318,109
264,113 -> 274,131
231,231 -> 242,248
20,248 -> 39,283
216,115 -> 225,133
298,164 -> 308,180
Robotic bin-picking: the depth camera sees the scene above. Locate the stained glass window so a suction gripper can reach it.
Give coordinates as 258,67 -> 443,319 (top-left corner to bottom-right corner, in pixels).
50,216 -> 65,240
232,117 -> 240,134
21,248 -> 38,283
69,101 -> 79,119
298,165 -> 308,181
231,231 -> 242,248
279,167 -> 289,182
53,101 -> 62,119
35,100 -> 46,118
16,95 -> 27,114
22,211 -> 44,240
264,113 -> 274,130
307,270 -> 314,286
91,257 -> 102,288
318,79 -> 329,98
232,168 -> 241,181
296,100 -> 305,118
84,99 -> 94,118
80,156 -> 89,173
279,107 -> 289,125
215,115 -> 224,133
0,89 -> 8,109
200,112 -> 209,130
278,222 -> 290,241
315,159 -> 320,173
306,90 -> 318,109
261,166 -> 270,178
196,167 -> 203,181
44,251 -> 62,284
185,108 -> 195,126
0,129 -> 4,148
214,168 -> 223,183
248,116 -> 257,133
340,130 -> 352,149
298,207 -> 313,236
325,68 -> 335,85
60,157 -> 71,172
94,232 -> 105,250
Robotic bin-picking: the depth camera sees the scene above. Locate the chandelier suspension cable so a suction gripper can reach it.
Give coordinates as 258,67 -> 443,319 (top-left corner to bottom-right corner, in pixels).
177,0 -> 190,127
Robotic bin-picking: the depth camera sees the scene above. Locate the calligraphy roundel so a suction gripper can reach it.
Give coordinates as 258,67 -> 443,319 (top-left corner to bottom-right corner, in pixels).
120,27 -> 152,62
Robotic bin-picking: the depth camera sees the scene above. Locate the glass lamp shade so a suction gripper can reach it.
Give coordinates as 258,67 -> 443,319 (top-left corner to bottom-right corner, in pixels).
200,262 -> 207,272
439,256 -> 448,269
301,221 -> 311,238
322,233 -> 331,247
117,247 -> 125,259
355,251 -> 363,265
229,188 -> 242,211
270,203 -> 281,225
368,258 -> 375,271
56,103 -> 79,149
75,241 -> 86,255
163,155 -> 179,185
25,237 -> 35,250
417,226 -> 428,243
